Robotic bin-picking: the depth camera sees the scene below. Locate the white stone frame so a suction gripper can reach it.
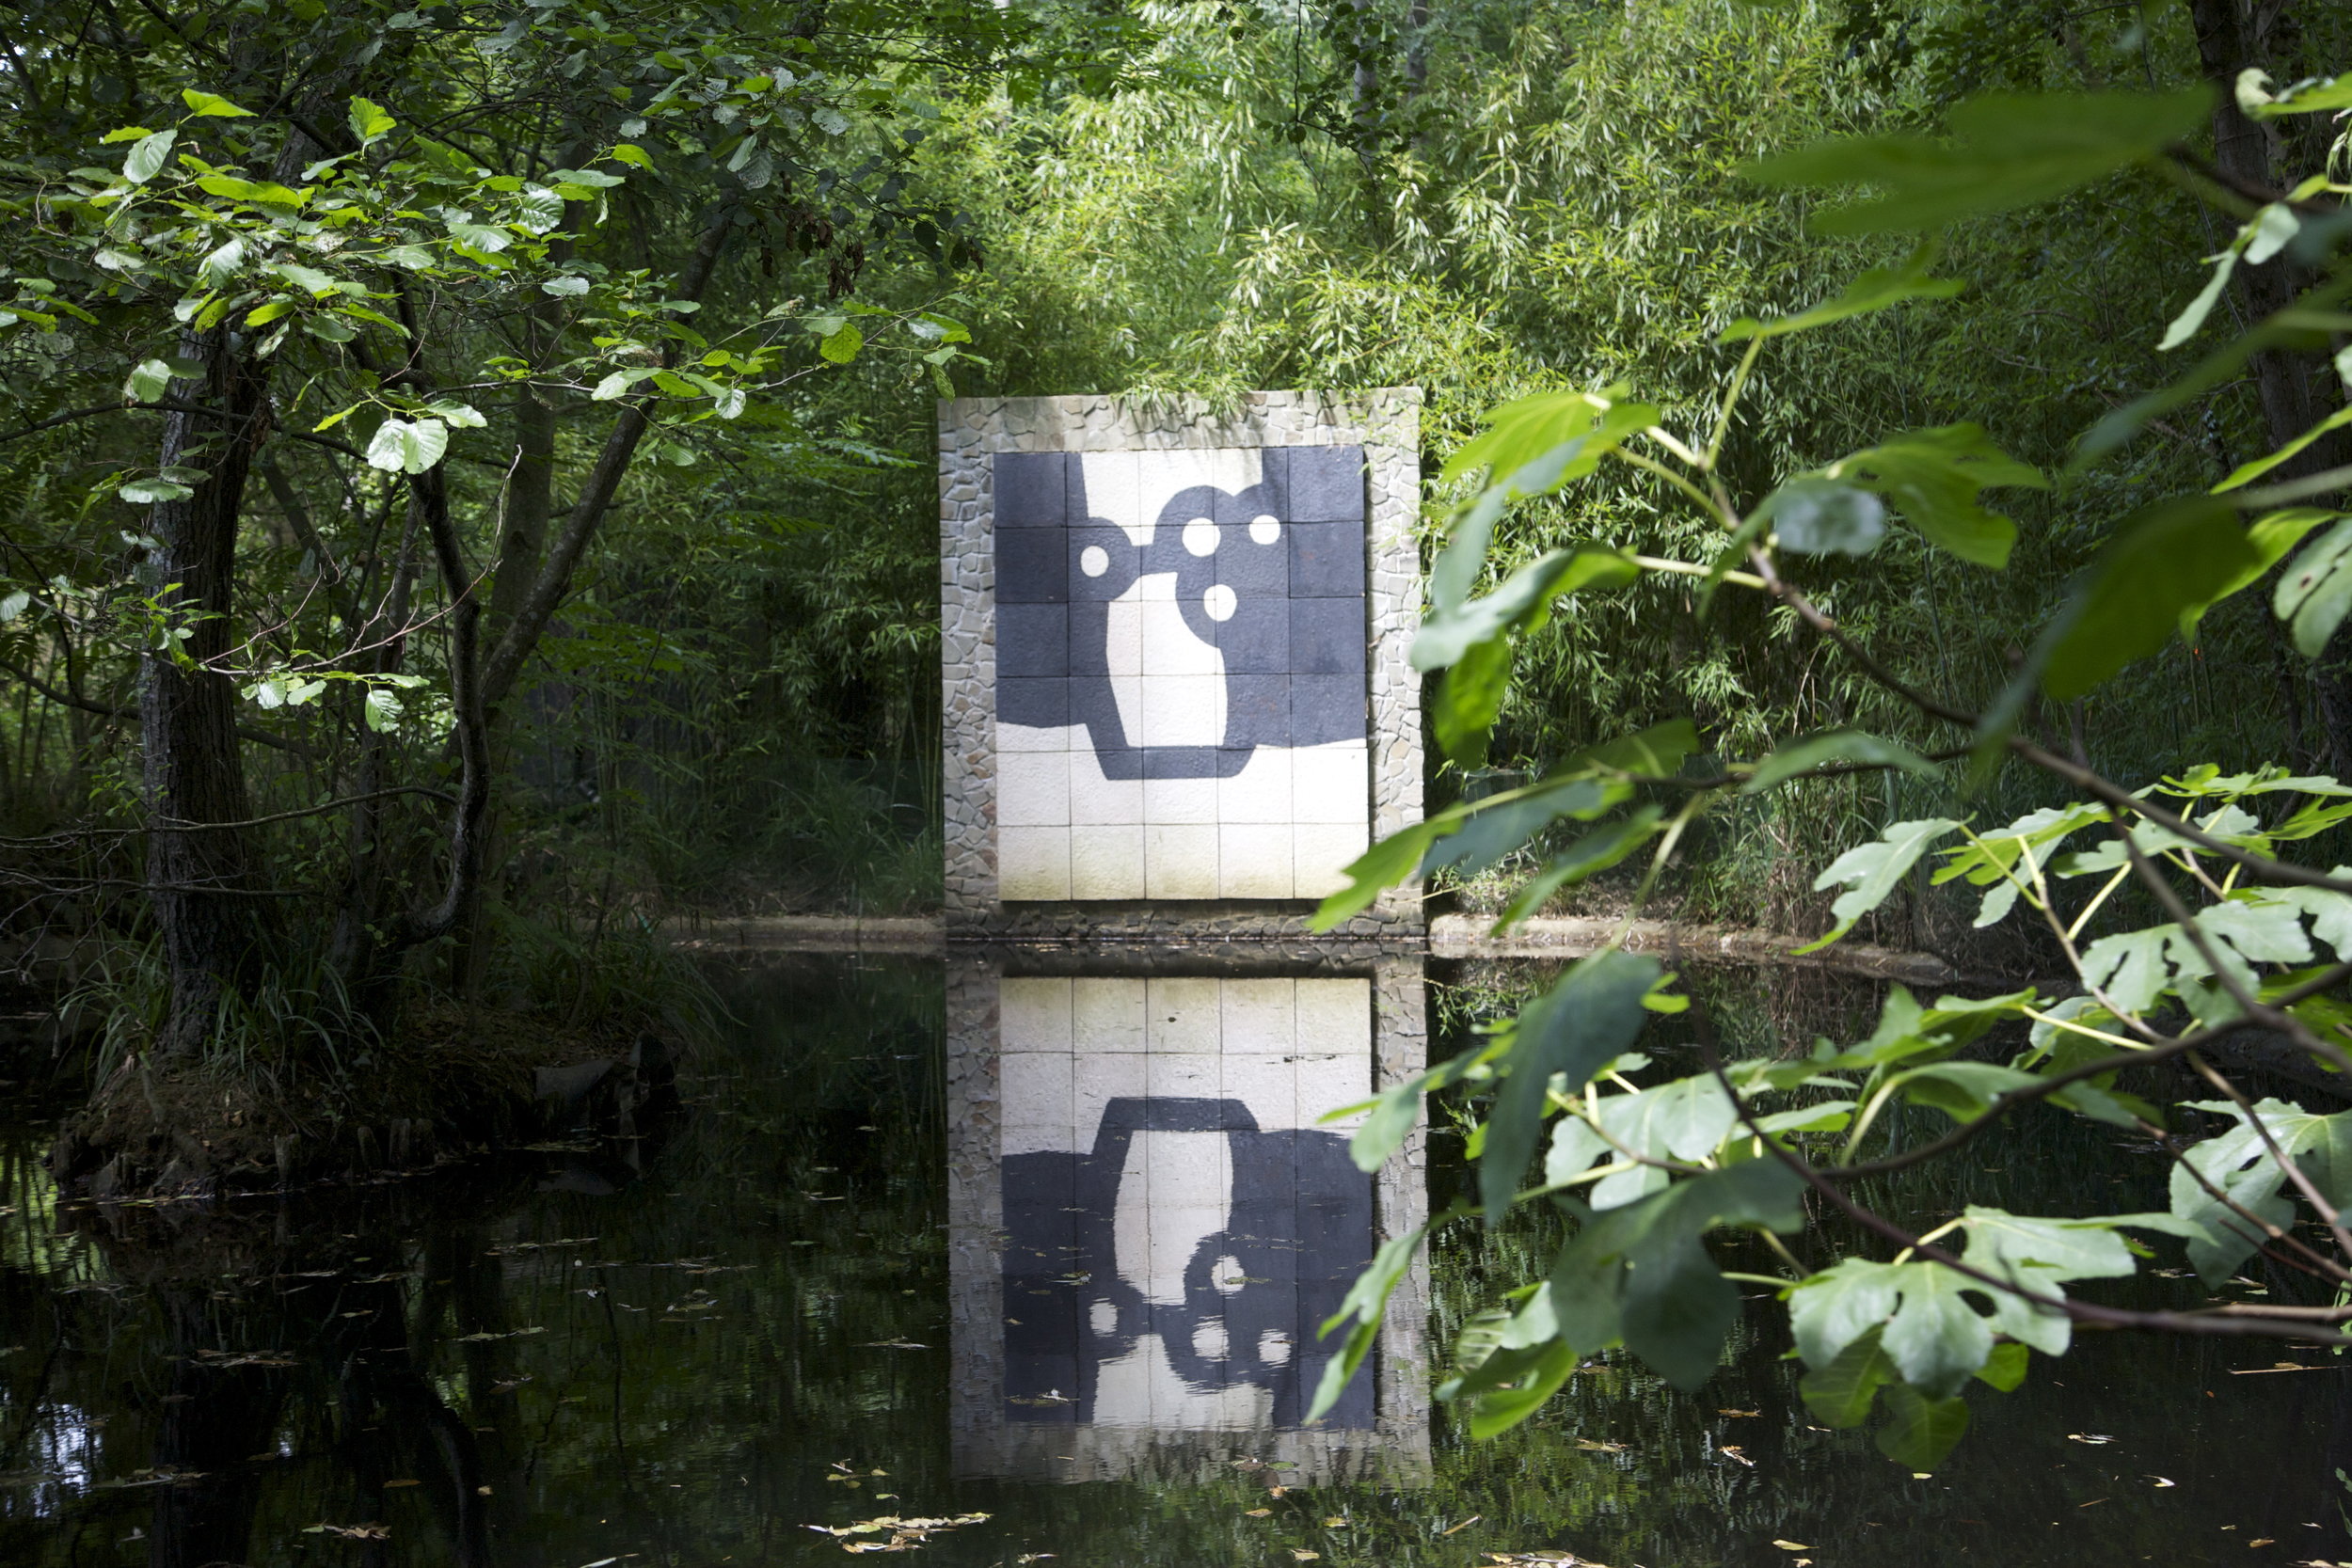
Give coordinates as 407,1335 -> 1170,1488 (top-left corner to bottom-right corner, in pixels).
939,390 -> 1423,940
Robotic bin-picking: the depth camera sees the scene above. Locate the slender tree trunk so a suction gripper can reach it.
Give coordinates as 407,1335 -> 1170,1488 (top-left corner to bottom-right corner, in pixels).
140,335 -> 267,1058
2186,0 -> 2352,768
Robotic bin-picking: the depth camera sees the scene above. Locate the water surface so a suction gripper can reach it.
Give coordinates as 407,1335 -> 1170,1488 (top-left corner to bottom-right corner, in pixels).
0,954 -> 2341,1567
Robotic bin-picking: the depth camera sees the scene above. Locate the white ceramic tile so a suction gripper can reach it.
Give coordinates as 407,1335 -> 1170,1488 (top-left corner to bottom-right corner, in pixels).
1216,748 -> 1293,825
1219,979 -> 1297,1053
1000,1050 -> 1074,1132
1073,977 -> 1149,1052
1079,451 -> 1145,544
1221,1053 -> 1300,1131
1070,751 -> 1144,826
1074,1052 -> 1148,1145
997,721 -> 1074,754
1216,824 -> 1295,898
1069,823 -> 1146,899
1142,775 -> 1217,826
998,975 -> 1073,1054
1138,597 -> 1221,673
1293,820 -> 1369,900
1139,1206 -> 1231,1304
1139,675 -> 1225,751
1296,1051 -> 1371,1130
1144,1052 -> 1219,1101
998,751 -> 1072,827
1128,568 -> 1181,603
1291,743 -> 1370,826
998,826 -> 1072,900
1144,822 -> 1219,899
1295,978 -> 1371,1049
1145,977 -> 1223,1053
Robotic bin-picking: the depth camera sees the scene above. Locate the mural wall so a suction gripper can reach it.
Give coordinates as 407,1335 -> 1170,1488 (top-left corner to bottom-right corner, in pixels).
936,390 -> 1422,931
993,448 -> 1371,900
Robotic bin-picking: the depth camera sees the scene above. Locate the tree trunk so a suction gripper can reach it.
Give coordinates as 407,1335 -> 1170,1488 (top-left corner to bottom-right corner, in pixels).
2185,0 -> 2352,769
140,335 -> 267,1058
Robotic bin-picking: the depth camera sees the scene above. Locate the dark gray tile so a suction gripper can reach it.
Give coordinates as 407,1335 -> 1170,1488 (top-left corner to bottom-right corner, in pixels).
999,603 -> 1070,678
1288,446 -> 1365,522
1293,673 -> 1366,745
1213,460 -> 1288,528
1217,526 -> 1288,598
994,452 -> 1069,528
1216,599 -> 1291,674
1066,601 -> 1112,678
1067,526 -> 1138,602
999,526 -> 1069,604
1000,676 -> 1071,730
1224,674 -> 1292,749
1290,598 -> 1365,675
1288,521 -> 1366,598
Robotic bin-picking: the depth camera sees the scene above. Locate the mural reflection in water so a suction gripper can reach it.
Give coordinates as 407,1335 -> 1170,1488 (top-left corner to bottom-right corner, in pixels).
947,960 -> 1429,1483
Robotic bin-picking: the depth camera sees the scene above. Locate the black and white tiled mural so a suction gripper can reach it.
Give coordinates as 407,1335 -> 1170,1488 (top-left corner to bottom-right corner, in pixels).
993,448 -> 1372,900
994,976 -> 1375,1433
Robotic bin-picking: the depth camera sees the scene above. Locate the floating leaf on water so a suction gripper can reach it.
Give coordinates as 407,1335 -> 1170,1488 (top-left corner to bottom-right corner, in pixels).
1440,1515 -> 1483,1537
1244,1508 -> 1272,1518
1324,1516 -> 1348,1528
303,1523 -> 390,1540
1573,1439 -> 1627,1453
2149,1476 -> 2176,1487
858,1340 -> 927,1350
2067,1433 -> 2116,1445
383,1479 -> 420,1488
1772,1544 -> 1813,1553
1720,1409 -> 1762,1418
1720,1446 -> 1756,1467
1292,1553 -> 1321,1562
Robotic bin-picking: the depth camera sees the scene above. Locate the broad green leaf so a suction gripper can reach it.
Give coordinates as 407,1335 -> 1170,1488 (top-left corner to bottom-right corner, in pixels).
121,129 -> 176,184
1338,1041 -> 1491,1174
1742,728 -> 1935,794
2276,517 -> 2352,657
2180,509 -> 2336,636
1305,1223 -> 1428,1422
272,262 -> 337,296
541,275 -> 591,297
347,96 -> 396,144
1739,88 -> 2210,235
123,358 -> 172,404
119,476 -> 194,505
1482,951 -> 1661,1222
819,322 -> 864,363
447,221 -> 512,253
1973,1340 -> 2030,1393
1799,1324 -> 1896,1427
1439,388 -> 1659,490
2218,405 -> 2352,493
1719,247 -> 1963,342
364,417 -> 449,475
2045,497 -> 2261,699
608,142 -> 654,170
1494,808 -> 1667,929
1875,1384 -> 1971,1471
100,126 -> 154,144
1416,776 -> 1621,881
1433,635 -> 1512,767
2169,1098 -> 2351,1282
1820,424 -> 2045,568
196,174 -> 308,208
2240,70 -> 2352,118
1898,1062 -> 2042,1124
244,299 -> 294,327
182,88 -> 256,118
1412,546 -> 1639,670
1798,817 -> 1963,953
1760,479 -> 1886,555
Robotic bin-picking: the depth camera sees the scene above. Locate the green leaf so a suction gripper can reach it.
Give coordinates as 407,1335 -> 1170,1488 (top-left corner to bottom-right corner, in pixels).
1973,1340 -> 2030,1393
1761,479 -> 1886,555
1413,545 -> 1639,670
364,417 -> 449,475
446,221 -> 512,253
1305,1223 -> 1427,1422
541,275 -> 591,297
1875,1383 -> 1971,1471
2180,509 -> 2336,638
244,299 -> 294,327
196,174 -> 308,208
819,322 -> 864,363
119,476 -> 194,504
1417,776 -> 1623,881
1719,247 -> 1963,342
1798,817 -> 1963,953
1799,1324 -> 1897,1427
1820,424 -> 2045,568
1482,951 -> 1661,1222
1739,88 -> 2211,235
608,142 -> 655,170
2045,497 -> 2262,698
182,88 -> 257,118
347,96 -> 396,144
1494,808 -> 1668,929
122,358 -> 173,404
121,129 -> 176,184
1742,729 -> 1935,794
2217,405 -> 2352,493
2276,517 -> 2352,657
101,126 -> 155,144
1433,635 -> 1512,768
1439,388 -> 1660,490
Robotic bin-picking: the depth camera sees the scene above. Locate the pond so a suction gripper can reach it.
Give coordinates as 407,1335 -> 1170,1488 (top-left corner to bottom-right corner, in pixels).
0,952 -> 2342,1567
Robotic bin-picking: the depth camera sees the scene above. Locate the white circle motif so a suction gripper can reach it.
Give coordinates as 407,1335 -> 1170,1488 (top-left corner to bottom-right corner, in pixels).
1203,584 -> 1237,623
1079,545 -> 1110,578
1248,514 -> 1281,546
1183,516 -> 1219,556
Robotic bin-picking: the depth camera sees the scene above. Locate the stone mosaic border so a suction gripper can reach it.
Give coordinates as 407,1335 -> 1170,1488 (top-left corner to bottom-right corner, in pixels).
940,390 -> 1424,942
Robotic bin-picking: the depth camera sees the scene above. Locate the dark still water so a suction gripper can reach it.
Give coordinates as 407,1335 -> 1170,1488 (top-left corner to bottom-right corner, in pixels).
0,953 -> 2343,1568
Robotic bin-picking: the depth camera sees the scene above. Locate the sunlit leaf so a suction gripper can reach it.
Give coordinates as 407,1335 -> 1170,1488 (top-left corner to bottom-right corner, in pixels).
2045,497 -> 2260,697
